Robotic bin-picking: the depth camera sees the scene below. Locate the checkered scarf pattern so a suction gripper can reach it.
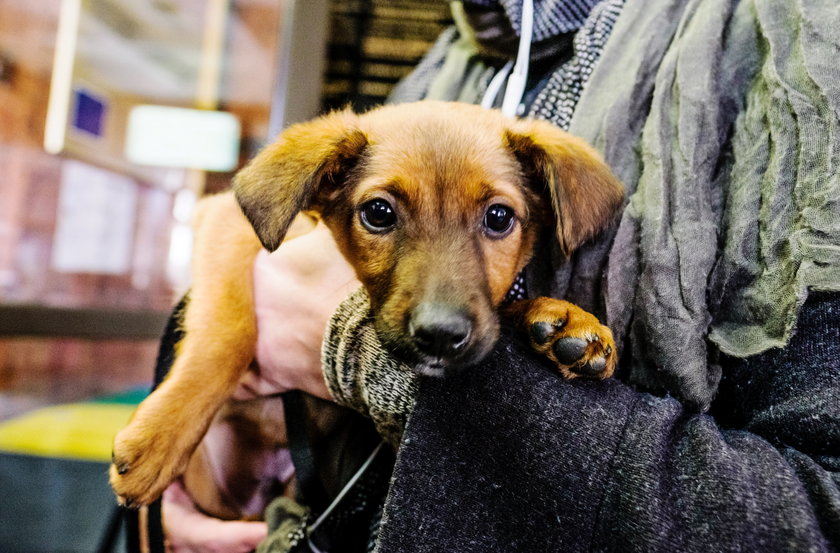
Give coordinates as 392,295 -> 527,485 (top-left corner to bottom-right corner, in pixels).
464,0 -> 607,38
527,0 -> 625,129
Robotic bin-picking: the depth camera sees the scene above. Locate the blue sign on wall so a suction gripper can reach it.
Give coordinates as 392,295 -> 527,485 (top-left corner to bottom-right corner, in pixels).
71,88 -> 106,137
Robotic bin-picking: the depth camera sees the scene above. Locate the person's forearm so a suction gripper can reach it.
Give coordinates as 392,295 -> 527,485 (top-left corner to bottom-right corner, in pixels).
321,287 -> 419,447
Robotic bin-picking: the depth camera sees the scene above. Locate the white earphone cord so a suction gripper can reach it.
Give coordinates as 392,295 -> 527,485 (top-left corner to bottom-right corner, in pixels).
481,0 -> 534,117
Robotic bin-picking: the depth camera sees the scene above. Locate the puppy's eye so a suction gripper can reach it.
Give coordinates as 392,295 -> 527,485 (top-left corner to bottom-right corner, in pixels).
360,199 -> 397,232
483,204 -> 515,236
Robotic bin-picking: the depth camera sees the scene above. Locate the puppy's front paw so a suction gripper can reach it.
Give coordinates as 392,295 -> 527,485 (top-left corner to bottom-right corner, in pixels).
513,297 -> 616,379
109,401 -> 198,507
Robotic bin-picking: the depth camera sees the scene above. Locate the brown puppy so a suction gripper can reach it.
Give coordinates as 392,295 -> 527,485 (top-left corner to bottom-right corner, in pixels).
110,101 -> 624,508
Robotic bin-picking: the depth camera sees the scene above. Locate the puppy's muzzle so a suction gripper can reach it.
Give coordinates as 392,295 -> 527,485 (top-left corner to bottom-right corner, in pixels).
408,303 -> 472,361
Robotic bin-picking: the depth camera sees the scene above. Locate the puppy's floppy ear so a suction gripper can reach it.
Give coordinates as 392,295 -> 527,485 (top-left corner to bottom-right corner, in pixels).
505,120 -> 624,256
233,109 -> 368,251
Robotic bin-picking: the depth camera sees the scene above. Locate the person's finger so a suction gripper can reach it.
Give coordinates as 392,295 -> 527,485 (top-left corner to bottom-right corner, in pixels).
230,368 -> 280,401
163,481 -> 268,553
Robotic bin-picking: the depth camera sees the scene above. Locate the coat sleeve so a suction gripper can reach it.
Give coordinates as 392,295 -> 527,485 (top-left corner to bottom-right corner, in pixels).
592,290 -> 840,552
320,287 -> 419,448
322,290 -> 840,552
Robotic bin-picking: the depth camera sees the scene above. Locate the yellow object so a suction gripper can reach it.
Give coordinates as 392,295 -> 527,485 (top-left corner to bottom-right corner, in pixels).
0,403 -> 134,462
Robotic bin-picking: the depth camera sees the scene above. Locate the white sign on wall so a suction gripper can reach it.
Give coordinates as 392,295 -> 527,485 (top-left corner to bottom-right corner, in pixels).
125,105 -> 241,172
51,159 -> 138,275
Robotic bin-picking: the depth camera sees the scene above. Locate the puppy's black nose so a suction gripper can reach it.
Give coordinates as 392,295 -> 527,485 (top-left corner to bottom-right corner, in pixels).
409,304 -> 472,359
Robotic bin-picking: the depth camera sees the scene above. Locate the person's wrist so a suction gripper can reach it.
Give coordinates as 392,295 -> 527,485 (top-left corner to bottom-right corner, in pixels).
251,223 -> 359,399
321,287 -> 372,404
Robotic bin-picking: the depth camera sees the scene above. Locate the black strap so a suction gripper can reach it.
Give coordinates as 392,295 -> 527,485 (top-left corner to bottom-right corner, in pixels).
122,296 -> 189,553
125,504 -> 140,553
147,500 -> 166,553
283,390 -> 332,513
121,500 -> 165,553
281,392 -> 394,553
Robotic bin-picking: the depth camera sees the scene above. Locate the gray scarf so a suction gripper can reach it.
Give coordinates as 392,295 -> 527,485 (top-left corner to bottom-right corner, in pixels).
564,0 -> 840,408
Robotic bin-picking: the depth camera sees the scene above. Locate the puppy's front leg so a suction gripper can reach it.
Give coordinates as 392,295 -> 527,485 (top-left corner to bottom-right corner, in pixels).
506,297 -> 617,379
110,194 -> 264,507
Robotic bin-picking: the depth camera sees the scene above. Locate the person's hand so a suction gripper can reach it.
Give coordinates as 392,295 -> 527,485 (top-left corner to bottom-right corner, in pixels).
162,480 -> 267,553
235,221 -> 360,401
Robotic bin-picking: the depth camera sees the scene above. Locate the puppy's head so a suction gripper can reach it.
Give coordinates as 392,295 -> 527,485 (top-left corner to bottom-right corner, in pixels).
235,102 -> 623,375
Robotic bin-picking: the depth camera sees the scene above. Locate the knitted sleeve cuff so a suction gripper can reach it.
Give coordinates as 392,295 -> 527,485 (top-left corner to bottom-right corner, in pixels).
321,287 -> 419,446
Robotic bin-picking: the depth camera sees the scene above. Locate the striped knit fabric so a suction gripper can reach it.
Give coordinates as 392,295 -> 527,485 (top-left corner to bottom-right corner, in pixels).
464,0 -> 607,37
527,0 -> 625,130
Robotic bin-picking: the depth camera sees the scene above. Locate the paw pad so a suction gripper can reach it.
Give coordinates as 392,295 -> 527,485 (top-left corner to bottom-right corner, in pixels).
575,356 -> 607,376
516,297 -> 616,380
553,337 -> 588,365
530,319 -> 566,345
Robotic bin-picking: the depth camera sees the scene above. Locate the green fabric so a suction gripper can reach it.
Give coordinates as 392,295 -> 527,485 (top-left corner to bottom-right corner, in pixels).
424,5 -> 494,104
708,0 -> 840,354
89,387 -> 148,405
257,496 -> 311,553
565,0 -> 840,407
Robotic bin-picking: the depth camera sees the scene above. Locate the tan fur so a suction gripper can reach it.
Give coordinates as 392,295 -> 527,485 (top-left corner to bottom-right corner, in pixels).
181,397 -> 290,521
110,194 -> 263,506
110,195 -> 316,508
110,101 -> 623,508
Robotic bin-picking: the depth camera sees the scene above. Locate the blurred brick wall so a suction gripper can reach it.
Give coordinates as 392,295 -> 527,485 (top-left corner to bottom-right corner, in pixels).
0,2 -> 173,415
